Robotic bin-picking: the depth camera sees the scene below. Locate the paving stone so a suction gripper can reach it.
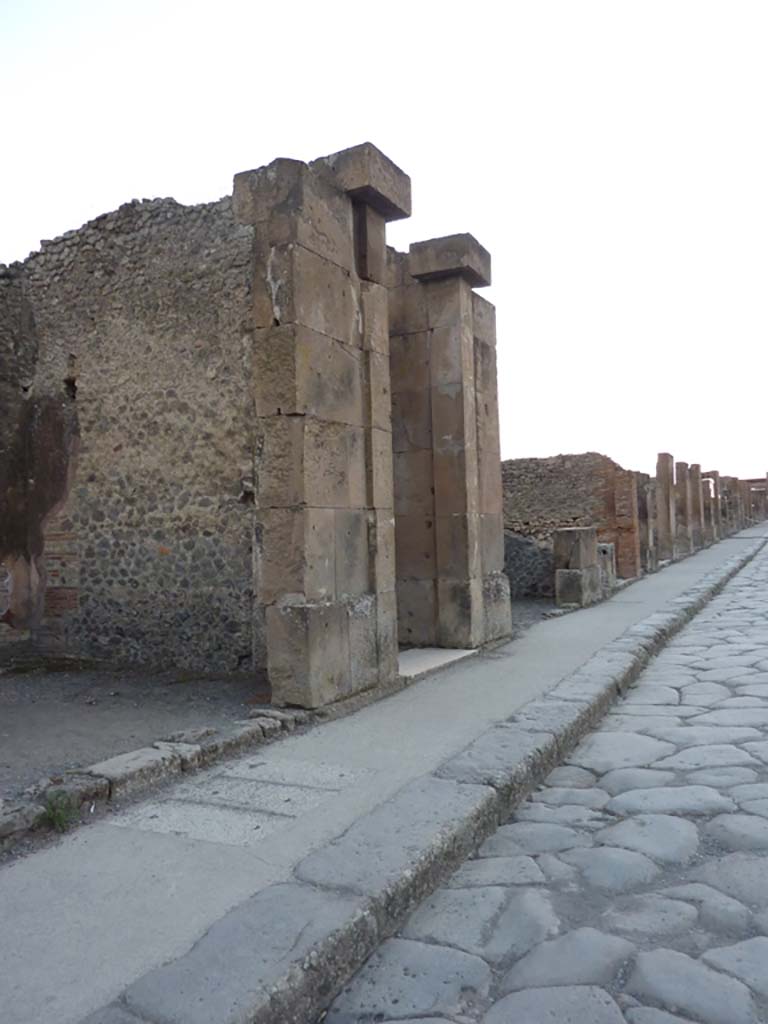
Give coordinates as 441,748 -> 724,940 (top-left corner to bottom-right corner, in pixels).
654,745 -> 760,770
515,803 -> 608,827
596,814 -> 699,863
739,798 -> 768,818
560,847 -> 661,892
702,937 -> 768,998
660,883 -> 751,933
714,697 -> 767,708
326,938 -> 491,1023
617,705 -> 703,718
600,768 -> 675,796
605,786 -> 735,817
402,886 -> 558,964
604,716 -> 685,734
602,895 -> 698,936
692,853 -> 768,907
679,684 -> 732,705
623,686 -> 680,705
544,765 -> 597,788
645,725 -> 762,747
693,709 -> 768,727
568,734 -> 675,774
530,786 -> 609,808
482,986 -> 626,1024
687,767 -> 759,787
446,856 -> 545,887
738,684 -> 768,697
535,853 -> 579,882
626,948 -> 757,1024
499,927 -> 634,992
691,655 -> 761,670
729,783 -> 768,802
480,822 -> 592,856
743,740 -> 768,762
705,813 -> 768,851
696,667 -> 757,683
625,1010 -> 699,1024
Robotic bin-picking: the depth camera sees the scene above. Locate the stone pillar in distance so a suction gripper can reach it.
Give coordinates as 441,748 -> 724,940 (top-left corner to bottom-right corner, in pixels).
655,453 -> 676,562
689,464 -> 704,549
674,461 -> 692,557
703,471 -> 722,541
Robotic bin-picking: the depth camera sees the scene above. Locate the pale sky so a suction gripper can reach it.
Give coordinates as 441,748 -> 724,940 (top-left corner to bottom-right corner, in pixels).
2,0 -> 766,479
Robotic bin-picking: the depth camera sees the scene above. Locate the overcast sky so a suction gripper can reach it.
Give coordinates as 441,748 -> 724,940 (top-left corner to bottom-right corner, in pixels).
2,0 -> 766,479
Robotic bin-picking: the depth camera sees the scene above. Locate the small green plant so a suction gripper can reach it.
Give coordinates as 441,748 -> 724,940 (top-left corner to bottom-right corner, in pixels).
41,792 -> 78,833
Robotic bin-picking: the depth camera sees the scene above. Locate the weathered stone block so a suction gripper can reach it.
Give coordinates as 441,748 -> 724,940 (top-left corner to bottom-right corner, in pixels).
371,510 -> 396,592
335,509 -> 370,597
435,514 -> 481,580
233,157 -> 354,272
361,282 -> 389,354
553,527 -> 598,570
394,450 -> 434,516
478,447 -> 503,515
390,332 -> 430,392
365,351 -> 392,431
483,572 -> 512,642
318,142 -> 411,221
472,293 -> 496,347
430,323 -> 474,387
481,513 -> 505,574
431,385 -> 476,454
259,507 -> 335,603
434,451 -> 479,516
437,577 -> 483,648
368,426 -> 395,509
388,284 -> 429,334
267,602 -> 350,708
347,593 -> 379,691
253,325 -> 364,425
397,578 -> 437,646
555,566 -> 601,608
391,389 -> 431,453
395,514 -> 436,580
425,276 -> 474,329
376,588 -> 399,683
354,203 -> 386,283
409,234 -> 491,288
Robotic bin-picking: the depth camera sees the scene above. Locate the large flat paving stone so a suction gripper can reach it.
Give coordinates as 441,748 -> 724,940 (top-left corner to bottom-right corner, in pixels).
653,745 -> 760,770
445,856 -> 544,888
730,783 -> 768,802
325,938 -> 491,1023
704,813 -> 768,851
544,765 -> 597,788
560,847 -> 661,892
499,927 -> 634,992
605,786 -> 735,817
482,985 -> 625,1024
692,853 -> 768,906
568,734 -> 675,774
596,814 -> 699,864
625,1009 -> 703,1024
479,822 -> 592,856
530,787 -> 610,808
515,803 -> 608,827
623,686 -> 680,705
626,948 -> 758,1024
401,887 -> 558,964
743,740 -> 768,762
660,883 -> 752,932
600,768 -> 675,796
645,725 -> 762,746
601,895 -> 698,936
693,709 -> 768,727
740,798 -> 768,818
702,937 -> 768,998
687,767 -> 759,787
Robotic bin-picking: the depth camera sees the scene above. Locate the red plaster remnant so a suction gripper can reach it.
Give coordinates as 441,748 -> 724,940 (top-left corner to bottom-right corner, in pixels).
0,394 -> 79,630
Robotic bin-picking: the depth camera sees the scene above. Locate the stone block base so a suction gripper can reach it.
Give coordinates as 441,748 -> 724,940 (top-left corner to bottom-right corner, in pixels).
556,566 -> 601,608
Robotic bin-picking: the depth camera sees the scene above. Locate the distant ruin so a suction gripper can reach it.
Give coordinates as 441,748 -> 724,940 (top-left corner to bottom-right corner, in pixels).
0,143 -> 511,707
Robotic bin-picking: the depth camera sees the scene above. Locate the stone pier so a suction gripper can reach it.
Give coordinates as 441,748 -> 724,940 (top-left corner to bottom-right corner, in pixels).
689,463 -> 704,549
674,461 -> 692,557
655,453 -> 676,562
703,471 -> 722,541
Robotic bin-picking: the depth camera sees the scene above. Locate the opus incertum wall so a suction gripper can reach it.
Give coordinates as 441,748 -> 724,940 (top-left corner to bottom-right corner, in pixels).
0,143 -> 511,708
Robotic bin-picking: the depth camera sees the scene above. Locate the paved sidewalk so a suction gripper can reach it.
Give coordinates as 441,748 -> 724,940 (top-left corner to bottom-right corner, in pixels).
327,540 -> 768,1023
1,527 -> 765,1024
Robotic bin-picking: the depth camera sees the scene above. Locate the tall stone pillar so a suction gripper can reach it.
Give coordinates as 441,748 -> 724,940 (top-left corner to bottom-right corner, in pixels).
390,234 -> 510,648
674,461 -> 692,557
701,478 -> 716,545
634,471 -> 655,573
703,471 -> 722,540
655,453 -> 676,562
234,143 -> 410,707
614,470 -> 641,578
689,464 -> 704,549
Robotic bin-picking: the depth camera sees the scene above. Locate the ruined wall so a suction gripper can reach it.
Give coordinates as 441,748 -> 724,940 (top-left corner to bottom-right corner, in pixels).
0,199 -> 260,671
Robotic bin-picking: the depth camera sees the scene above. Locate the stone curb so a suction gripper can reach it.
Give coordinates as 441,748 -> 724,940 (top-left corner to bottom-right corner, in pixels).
80,534 -> 767,1024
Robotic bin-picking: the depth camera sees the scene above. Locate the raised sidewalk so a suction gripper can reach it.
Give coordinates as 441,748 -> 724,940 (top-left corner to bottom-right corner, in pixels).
2,526 -> 766,1024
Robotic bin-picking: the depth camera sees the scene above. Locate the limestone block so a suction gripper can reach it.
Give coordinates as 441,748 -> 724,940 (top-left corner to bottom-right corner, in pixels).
480,512 -> 505,574
474,336 -> 497,397
253,324 -> 364,425
347,593 -> 379,691
437,577 -> 484,648
434,450 -> 478,515
472,293 -> 497,347
259,507 -> 335,603
553,526 -> 598,570
361,282 -> 389,355
483,572 -> 512,642
252,242 -> 362,348
365,351 -> 392,431
431,385 -> 476,454
435,514 -> 481,580
334,509 -> 370,598
409,234 -> 491,288
429,323 -> 474,388
354,204 -> 386,283
259,418 -> 366,508
395,514 -> 436,580
397,578 -> 438,647
476,390 -> 501,458
318,142 -> 411,221
371,510 -> 396,592
233,157 -> 354,272
424,276 -> 474,329
388,284 -> 429,334
391,389 -> 431,453
478,448 -> 503,515
390,332 -> 430,393
394,450 -> 434,516
368,426 -> 395,509
376,589 -> 399,683
556,566 -> 601,608
267,602 -> 350,708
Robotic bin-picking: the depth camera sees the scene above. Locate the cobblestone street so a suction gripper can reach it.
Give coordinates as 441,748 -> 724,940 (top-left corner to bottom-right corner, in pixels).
325,544 -> 768,1024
